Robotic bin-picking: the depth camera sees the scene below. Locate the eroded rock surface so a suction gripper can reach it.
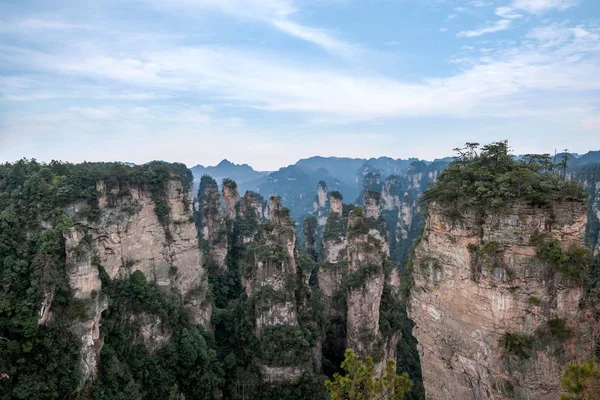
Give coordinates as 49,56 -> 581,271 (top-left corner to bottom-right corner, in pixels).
63,179 -> 210,386
410,201 -> 592,400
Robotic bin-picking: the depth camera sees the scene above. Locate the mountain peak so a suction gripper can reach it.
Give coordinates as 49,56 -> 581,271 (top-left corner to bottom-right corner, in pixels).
217,159 -> 235,167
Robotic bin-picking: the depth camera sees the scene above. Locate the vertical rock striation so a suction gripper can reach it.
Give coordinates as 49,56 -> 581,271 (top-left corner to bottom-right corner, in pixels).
318,190 -> 402,375
223,178 -> 242,221
243,197 -> 309,383
63,178 -> 210,386
313,180 -> 330,227
410,201 -> 592,400
319,191 -> 348,318
345,207 -> 386,361
198,175 -> 228,271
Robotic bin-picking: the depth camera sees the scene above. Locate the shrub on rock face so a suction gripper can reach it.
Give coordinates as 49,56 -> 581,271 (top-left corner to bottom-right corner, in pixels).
560,359 -> 600,400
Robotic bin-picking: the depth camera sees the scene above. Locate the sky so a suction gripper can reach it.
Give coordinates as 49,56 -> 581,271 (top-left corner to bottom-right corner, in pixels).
0,0 -> 599,170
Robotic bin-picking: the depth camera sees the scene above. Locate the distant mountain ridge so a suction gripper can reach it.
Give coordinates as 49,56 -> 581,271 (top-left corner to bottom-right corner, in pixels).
190,151 -> 600,221
190,159 -> 270,194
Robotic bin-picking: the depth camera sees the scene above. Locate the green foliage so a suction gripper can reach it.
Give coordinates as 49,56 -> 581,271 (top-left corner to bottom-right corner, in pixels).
347,207 -> 369,239
256,244 -> 289,263
92,271 -> 223,400
533,234 -> 592,284
501,333 -> 533,359
0,158 -> 203,400
536,318 -> 572,342
346,264 -> 382,290
331,191 -> 343,201
422,141 -> 587,213
560,359 -> 600,400
222,178 -> 237,190
481,241 -> 500,254
303,216 -> 319,261
528,296 -> 542,306
547,318 -> 571,341
323,212 -> 347,243
325,349 -> 412,400
260,325 -> 312,367
260,372 -> 329,400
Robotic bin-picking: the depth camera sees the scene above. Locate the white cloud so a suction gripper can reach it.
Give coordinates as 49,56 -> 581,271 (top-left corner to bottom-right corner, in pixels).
527,23 -> 599,47
511,0 -> 578,14
470,0 -> 492,6
3,17 -> 599,123
271,20 -> 357,57
141,0 -> 357,56
0,18 -> 93,33
495,7 -> 523,19
458,19 -> 513,37
458,0 -> 578,40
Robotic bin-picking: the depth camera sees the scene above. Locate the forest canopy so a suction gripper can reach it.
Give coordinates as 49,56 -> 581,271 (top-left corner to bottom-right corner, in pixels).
422,141 -> 587,211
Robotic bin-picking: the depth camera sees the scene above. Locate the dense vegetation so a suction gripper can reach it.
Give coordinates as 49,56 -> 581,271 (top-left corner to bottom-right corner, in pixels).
92,270 -> 223,400
0,159 -> 193,399
422,141 -> 587,213
3,151 -> 598,400
325,349 -> 412,400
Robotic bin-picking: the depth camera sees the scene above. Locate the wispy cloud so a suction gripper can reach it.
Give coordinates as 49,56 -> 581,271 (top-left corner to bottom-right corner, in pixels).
141,0 -> 358,56
1,0 -> 598,166
3,18 -> 599,122
512,0 -> 578,14
458,19 -> 513,37
457,0 -> 578,38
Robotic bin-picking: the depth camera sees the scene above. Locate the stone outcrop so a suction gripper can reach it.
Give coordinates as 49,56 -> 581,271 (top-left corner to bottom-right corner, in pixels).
223,179 -> 241,220
242,191 -> 267,223
345,208 -> 386,361
318,192 -> 401,375
410,200 -> 592,400
379,161 -> 447,264
198,176 -> 228,270
62,178 -> 210,386
319,192 -> 348,317
243,197 -> 308,383
574,164 -> 600,255
312,181 -> 329,227
594,182 -> 600,254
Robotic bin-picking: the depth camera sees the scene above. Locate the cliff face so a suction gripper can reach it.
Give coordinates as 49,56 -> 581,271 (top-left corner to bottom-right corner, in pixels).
223,179 -> 241,220
318,191 -> 401,375
380,162 -> 446,265
410,201 -> 591,400
243,197 -> 309,383
345,208 -> 386,362
312,181 -> 329,227
594,183 -> 600,254
574,164 -> 600,255
198,176 -> 228,270
63,179 -> 210,385
320,193 -> 348,318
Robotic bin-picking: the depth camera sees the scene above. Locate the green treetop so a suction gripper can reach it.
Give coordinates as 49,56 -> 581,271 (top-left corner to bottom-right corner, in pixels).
325,349 -> 412,400
422,141 -> 586,212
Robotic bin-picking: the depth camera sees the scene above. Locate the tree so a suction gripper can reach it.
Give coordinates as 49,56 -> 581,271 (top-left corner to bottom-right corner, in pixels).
559,150 -> 570,179
325,349 -> 412,400
560,359 -> 600,399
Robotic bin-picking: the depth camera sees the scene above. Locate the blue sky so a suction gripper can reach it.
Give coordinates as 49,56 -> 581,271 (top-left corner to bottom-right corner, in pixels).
0,0 -> 599,170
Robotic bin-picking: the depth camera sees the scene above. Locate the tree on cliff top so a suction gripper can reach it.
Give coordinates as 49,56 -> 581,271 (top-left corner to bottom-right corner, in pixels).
422,140 -> 586,211
325,349 -> 412,400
